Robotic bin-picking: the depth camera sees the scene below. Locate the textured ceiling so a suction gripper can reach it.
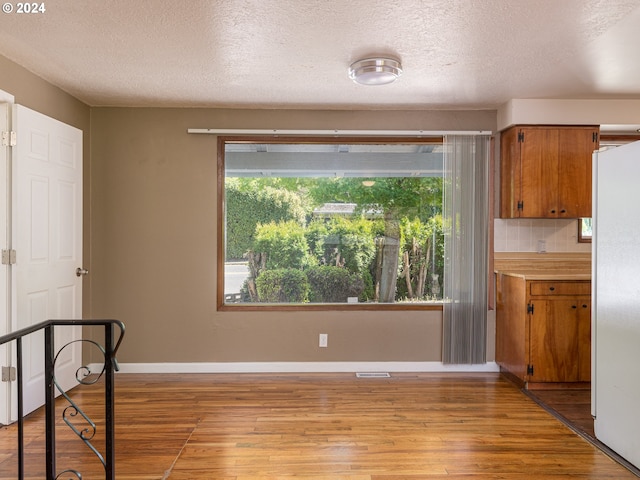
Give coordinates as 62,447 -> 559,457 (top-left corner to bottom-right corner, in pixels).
1,0 -> 640,109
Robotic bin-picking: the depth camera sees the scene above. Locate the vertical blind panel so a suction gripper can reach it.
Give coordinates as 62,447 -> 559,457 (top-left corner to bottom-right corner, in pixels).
442,135 -> 490,364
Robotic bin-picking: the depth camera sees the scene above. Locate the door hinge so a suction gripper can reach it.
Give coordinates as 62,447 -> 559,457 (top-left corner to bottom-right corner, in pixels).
527,364 -> 534,376
1,366 -> 17,382
1,131 -> 16,147
1,249 -> 16,265
518,131 -> 525,142
593,131 -> 598,143
527,303 -> 534,314
517,200 -> 524,211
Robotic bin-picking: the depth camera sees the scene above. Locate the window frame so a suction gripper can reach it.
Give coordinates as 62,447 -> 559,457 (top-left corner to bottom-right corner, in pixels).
216,135 -> 444,312
578,218 -> 592,243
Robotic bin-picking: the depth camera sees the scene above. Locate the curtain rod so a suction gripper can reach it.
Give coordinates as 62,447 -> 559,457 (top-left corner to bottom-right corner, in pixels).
187,128 -> 492,136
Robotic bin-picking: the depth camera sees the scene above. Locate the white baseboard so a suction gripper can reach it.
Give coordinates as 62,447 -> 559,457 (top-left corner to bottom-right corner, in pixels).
92,361 -> 500,375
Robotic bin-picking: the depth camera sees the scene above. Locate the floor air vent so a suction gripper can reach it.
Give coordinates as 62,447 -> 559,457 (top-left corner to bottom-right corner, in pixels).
355,372 -> 391,378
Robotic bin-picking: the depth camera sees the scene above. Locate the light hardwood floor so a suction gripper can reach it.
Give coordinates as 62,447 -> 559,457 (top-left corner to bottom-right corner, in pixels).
0,373 -> 637,479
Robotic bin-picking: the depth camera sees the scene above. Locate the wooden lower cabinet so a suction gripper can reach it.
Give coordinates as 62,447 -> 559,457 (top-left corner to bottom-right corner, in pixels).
496,274 -> 591,388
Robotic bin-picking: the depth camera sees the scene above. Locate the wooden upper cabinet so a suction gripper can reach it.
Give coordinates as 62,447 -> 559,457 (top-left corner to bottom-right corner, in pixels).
500,126 -> 599,218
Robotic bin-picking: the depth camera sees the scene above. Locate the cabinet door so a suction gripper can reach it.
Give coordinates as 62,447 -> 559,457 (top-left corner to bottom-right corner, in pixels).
577,298 -> 591,382
520,128 -> 560,218
495,274 -> 528,380
500,126 -> 598,219
499,127 -> 520,218
529,299 -> 580,382
557,128 -> 598,218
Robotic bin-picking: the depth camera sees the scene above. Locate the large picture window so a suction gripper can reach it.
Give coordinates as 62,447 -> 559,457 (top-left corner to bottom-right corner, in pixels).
218,137 -> 445,310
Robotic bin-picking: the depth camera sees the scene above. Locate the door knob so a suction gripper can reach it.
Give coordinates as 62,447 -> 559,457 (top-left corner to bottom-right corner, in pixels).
76,267 -> 89,277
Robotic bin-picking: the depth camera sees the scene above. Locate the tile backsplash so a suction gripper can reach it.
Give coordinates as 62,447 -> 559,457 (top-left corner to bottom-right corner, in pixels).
494,218 -> 591,253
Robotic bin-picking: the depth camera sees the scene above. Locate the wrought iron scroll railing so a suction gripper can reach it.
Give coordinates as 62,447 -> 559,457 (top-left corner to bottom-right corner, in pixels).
0,319 -> 125,480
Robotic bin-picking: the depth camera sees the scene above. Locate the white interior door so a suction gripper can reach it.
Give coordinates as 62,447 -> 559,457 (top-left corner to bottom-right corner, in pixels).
12,104 -> 83,417
0,104 -> 11,425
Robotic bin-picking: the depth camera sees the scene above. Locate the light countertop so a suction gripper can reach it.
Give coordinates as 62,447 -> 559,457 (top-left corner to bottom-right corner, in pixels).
494,252 -> 591,281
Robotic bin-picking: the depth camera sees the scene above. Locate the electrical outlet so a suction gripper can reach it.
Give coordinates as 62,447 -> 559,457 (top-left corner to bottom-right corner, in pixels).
319,333 -> 328,348
537,240 -> 546,253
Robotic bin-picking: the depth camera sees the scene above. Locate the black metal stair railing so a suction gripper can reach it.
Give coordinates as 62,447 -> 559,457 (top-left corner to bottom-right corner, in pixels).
0,319 -> 125,480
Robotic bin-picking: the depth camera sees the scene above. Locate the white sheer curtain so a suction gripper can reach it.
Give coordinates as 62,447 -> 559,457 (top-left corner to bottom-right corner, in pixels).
442,135 -> 490,364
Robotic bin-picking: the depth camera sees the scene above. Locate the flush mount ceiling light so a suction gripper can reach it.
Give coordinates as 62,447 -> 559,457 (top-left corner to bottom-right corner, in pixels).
348,57 -> 403,86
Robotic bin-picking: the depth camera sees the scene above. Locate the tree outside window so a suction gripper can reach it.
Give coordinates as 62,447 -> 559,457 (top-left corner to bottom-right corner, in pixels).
220,139 -> 444,306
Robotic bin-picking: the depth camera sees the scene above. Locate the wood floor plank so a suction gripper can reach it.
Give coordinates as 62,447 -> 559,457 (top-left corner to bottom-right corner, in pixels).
0,373 -> 637,479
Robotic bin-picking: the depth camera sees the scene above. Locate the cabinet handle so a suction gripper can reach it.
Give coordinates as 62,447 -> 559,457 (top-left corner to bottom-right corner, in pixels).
572,305 -> 577,309
582,304 -> 588,308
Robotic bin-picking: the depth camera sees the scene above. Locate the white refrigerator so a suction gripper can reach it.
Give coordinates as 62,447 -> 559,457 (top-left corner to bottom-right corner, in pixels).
592,140 -> 640,469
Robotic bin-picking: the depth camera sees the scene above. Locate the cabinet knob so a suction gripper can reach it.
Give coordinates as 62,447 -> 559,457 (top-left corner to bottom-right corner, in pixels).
549,286 -> 555,291
550,209 -> 556,214
572,305 -> 577,309
560,209 -> 566,214
582,304 -> 588,308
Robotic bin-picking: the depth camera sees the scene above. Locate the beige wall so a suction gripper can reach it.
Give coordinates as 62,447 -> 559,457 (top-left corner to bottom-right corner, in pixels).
90,107 -> 496,364
1,52 -> 499,366
0,55 -> 90,129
